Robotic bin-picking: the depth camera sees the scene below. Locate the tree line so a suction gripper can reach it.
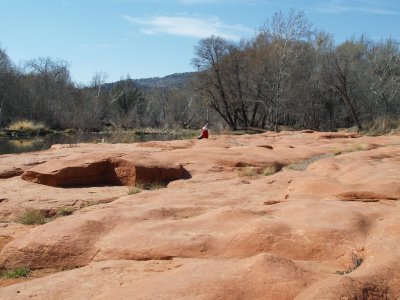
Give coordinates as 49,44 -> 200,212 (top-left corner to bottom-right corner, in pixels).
0,52 -> 208,131
192,9 -> 400,131
1,9 -> 399,132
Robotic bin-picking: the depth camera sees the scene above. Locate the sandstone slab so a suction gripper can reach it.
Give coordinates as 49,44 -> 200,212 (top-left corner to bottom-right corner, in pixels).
22,153 -> 186,187
0,131 -> 400,299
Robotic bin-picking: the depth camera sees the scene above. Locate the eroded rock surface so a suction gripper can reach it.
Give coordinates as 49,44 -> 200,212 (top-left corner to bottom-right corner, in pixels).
1,131 -> 400,299
22,153 -> 186,187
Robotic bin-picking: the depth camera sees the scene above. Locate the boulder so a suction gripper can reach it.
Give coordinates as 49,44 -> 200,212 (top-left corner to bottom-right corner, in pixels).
22,153 -> 186,187
0,167 -> 23,179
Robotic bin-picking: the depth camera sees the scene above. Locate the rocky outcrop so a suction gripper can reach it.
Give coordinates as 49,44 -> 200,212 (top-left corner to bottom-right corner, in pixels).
21,153 -> 186,187
0,166 -> 23,179
1,131 -> 400,298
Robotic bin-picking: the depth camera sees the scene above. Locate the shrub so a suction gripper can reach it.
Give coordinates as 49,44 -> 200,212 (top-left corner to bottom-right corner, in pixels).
7,120 -> 46,131
64,128 -> 77,134
238,165 -> 279,177
261,165 -> 278,176
144,181 -> 166,190
238,166 -> 258,177
128,182 -> 167,194
2,267 -> 31,278
16,209 -> 48,225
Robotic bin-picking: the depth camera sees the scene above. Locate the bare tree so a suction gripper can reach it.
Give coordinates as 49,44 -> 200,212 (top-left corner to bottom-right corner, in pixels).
24,57 -> 72,127
0,46 -> 20,126
192,36 -> 240,129
321,40 -> 367,130
257,9 -> 313,130
368,39 -> 400,115
90,71 -> 109,97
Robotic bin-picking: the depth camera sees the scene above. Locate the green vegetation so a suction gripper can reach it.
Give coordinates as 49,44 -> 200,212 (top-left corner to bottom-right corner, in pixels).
2,267 -> 31,279
64,128 -> 77,134
142,181 -> 167,190
16,209 -> 48,225
128,181 -> 167,193
16,207 -> 74,225
128,186 -> 142,195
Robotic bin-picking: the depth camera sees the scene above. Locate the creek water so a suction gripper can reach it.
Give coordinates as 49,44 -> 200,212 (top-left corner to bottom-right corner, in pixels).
0,132 -> 188,155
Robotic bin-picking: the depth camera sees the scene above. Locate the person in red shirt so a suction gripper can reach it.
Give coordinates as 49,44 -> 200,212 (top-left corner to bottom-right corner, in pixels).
198,123 -> 208,139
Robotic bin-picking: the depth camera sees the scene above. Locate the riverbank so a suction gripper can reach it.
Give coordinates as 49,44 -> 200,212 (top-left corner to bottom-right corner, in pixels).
0,129 -> 198,155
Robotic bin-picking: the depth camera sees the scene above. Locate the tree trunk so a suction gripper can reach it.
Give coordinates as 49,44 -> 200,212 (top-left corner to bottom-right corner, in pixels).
342,94 -> 362,130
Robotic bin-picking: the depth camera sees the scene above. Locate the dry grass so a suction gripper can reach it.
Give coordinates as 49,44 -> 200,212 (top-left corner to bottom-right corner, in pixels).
333,144 -> 369,156
7,120 -> 46,131
16,207 -> 73,225
56,207 -> 74,217
128,181 -> 167,193
128,186 -> 142,195
261,165 -> 279,176
16,209 -> 48,225
238,166 -> 259,177
366,117 -> 400,135
143,181 -> 167,190
238,165 -> 279,177
284,163 -> 297,170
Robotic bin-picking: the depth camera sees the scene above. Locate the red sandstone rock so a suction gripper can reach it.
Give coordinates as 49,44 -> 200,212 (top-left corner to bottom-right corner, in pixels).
0,131 -> 400,298
21,153 -> 185,187
0,167 -> 23,179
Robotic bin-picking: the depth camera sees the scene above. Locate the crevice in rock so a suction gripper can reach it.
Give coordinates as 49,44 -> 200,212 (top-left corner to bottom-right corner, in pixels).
0,168 -> 24,179
337,191 -> 398,202
22,157 -> 191,188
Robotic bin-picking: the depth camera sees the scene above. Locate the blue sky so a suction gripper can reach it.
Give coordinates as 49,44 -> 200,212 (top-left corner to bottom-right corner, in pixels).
1,0 -> 399,84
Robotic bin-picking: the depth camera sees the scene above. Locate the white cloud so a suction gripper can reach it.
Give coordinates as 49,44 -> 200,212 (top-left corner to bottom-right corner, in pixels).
123,15 -> 253,40
316,0 -> 398,15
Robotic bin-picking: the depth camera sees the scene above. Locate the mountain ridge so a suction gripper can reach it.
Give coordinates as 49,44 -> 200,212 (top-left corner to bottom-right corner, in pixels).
133,72 -> 195,88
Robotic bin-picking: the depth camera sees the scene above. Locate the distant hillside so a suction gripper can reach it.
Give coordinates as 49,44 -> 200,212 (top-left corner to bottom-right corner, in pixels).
103,72 -> 195,92
134,72 -> 195,89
